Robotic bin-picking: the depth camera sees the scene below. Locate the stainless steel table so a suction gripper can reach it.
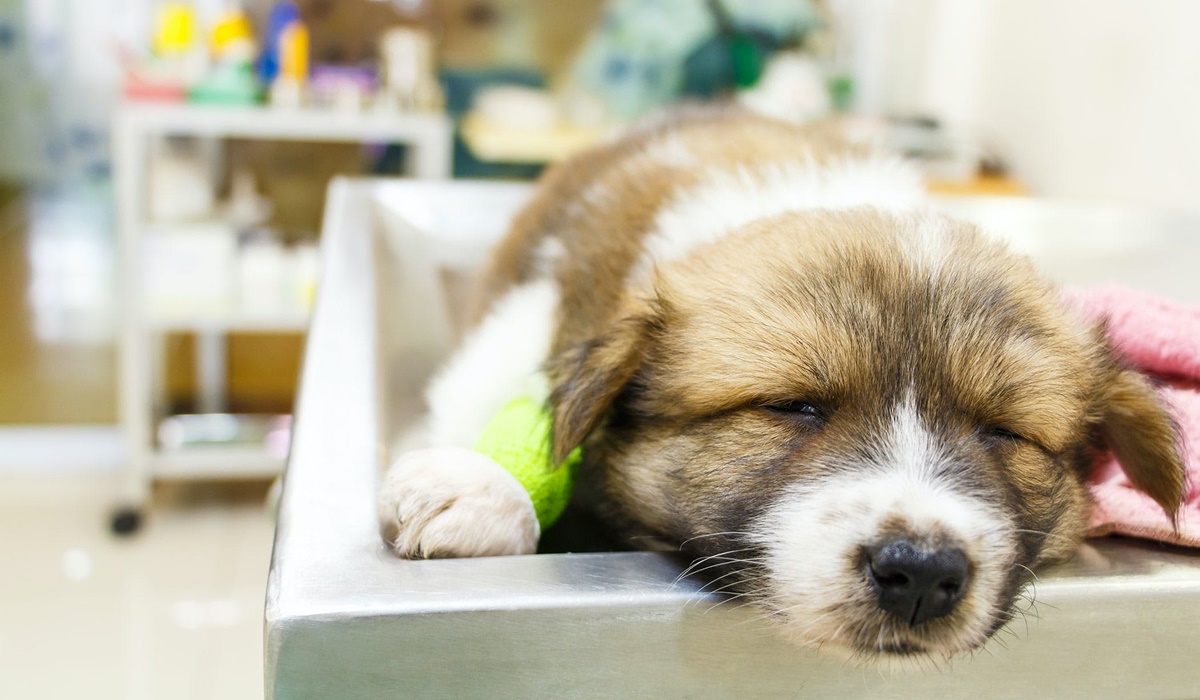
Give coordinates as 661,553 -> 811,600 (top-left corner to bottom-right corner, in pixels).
266,180 -> 1200,699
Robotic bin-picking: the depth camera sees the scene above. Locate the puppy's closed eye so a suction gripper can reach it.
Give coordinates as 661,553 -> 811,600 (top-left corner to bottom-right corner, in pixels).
981,425 -> 1027,444
764,400 -> 831,427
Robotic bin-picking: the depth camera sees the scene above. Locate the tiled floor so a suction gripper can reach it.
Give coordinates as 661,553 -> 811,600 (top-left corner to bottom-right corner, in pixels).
0,473 -> 274,699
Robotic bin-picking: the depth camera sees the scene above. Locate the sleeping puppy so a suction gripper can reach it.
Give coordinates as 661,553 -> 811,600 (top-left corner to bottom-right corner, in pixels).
378,109 -> 1185,660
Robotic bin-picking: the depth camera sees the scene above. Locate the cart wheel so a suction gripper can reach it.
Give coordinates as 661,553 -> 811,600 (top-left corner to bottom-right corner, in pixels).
110,508 -> 143,536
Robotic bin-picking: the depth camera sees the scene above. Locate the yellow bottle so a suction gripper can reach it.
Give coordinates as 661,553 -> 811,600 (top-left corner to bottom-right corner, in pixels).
154,2 -> 196,57
270,19 -> 310,107
279,21 -> 309,81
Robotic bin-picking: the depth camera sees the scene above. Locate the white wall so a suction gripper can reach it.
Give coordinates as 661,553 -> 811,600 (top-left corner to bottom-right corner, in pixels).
0,0 -> 40,180
977,0 -> 1200,210
862,0 -> 1200,211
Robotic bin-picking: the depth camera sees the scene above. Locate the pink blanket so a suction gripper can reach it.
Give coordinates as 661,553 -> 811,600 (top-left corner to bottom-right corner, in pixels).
1063,285 -> 1200,547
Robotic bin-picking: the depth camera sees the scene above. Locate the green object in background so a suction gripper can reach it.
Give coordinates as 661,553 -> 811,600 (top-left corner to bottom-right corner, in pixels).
728,35 -> 764,88
189,63 -> 262,105
474,396 -> 579,530
828,75 -> 855,113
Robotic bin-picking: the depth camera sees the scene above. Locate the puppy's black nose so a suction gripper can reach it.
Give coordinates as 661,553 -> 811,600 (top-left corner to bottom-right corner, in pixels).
867,540 -> 970,626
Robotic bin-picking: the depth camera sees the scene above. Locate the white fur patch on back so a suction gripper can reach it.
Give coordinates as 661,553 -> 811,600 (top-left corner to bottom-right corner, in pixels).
641,134 -> 698,168
631,155 -> 924,285
530,236 -> 567,278
902,212 -> 954,278
424,279 -> 558,449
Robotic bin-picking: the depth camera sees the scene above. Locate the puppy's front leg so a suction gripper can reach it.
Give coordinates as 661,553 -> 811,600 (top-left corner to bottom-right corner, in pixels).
379,280 -> 559,558
378,447 -> 539,558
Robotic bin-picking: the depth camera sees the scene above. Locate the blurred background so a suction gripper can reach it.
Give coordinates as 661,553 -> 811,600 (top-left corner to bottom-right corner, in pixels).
1,0 -> 1198,697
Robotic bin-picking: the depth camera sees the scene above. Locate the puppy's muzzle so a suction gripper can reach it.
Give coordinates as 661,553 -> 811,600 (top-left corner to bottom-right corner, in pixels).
866,539 -> 971,626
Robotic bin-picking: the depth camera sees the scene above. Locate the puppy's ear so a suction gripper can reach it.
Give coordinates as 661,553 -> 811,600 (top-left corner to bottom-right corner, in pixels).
548,303 -> 657,464
1097,368 -> 1187,522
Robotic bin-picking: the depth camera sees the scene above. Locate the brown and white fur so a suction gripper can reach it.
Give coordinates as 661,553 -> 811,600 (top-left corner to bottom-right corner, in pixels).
378,109 -> 1185,661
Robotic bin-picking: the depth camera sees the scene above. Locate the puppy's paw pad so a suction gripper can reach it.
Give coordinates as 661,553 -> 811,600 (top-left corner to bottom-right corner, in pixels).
378,447 -> 539,558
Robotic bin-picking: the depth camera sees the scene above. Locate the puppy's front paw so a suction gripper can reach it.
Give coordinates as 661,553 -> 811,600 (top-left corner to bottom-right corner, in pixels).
378,447 -> 539,558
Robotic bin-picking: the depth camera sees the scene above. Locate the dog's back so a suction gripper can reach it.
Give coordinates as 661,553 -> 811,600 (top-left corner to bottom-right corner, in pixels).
475,109 -> 912,351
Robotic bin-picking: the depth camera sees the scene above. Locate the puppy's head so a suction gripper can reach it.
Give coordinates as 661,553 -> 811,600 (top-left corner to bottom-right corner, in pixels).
550,209 -> 1185,661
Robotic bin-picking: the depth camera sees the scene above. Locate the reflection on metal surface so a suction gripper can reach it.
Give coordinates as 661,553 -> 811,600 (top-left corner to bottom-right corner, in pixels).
268,180 -> 1200,699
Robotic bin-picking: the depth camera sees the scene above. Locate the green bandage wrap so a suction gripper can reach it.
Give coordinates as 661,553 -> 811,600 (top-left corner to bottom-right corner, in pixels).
473,396 -> 579,530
